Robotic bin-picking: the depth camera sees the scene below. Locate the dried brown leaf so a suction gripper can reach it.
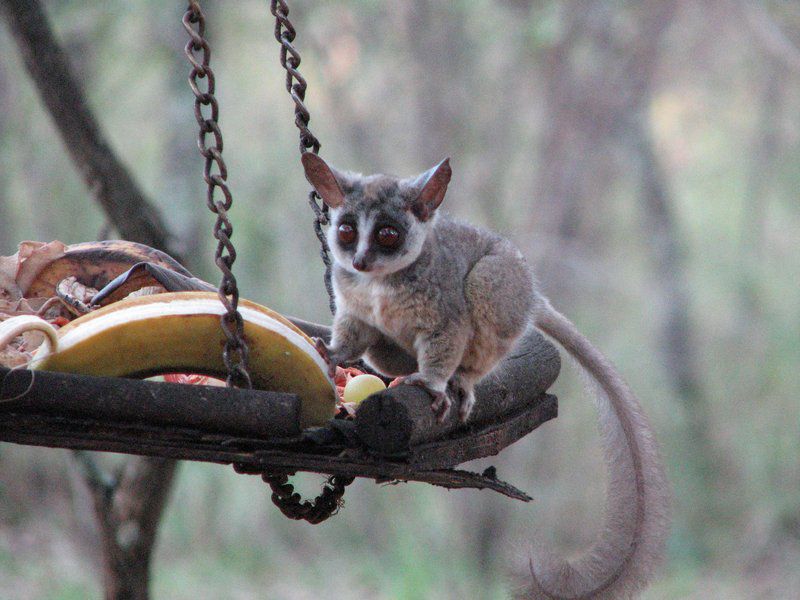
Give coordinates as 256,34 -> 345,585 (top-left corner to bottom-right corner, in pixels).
0,241 -> 67,302
0,255 -> 21,302
0,346 -> 32,368
15,241 -> 67,294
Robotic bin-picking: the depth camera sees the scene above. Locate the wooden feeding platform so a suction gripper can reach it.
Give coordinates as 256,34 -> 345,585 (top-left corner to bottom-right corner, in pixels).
0,325 -> 560,502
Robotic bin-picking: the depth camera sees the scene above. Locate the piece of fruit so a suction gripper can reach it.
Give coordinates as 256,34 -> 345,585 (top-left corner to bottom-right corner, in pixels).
28,291 -> 336,428
343,373 -> 386,405
334,365 -> 366,400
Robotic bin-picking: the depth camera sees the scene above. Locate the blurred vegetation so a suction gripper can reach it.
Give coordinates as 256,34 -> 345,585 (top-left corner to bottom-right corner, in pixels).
1,1 -> 800,598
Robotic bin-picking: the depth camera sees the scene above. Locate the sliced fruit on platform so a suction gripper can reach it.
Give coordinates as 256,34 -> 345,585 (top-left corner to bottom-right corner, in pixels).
31,291 -> 335,428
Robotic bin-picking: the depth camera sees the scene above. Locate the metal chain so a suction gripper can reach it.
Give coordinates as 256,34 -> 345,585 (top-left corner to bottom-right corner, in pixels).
270,0 -> 336,315
183,1 -> 251,389
263,473 -> 355,525
264,0 -> 353,524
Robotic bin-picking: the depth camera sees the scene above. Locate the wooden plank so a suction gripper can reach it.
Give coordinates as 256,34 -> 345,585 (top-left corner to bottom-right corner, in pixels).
0,409 -> 548,501
354,327 -> 561,456
0,367 -> 301,439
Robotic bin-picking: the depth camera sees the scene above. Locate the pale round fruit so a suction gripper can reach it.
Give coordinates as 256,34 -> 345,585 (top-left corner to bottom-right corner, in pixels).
343,373 -> 386,405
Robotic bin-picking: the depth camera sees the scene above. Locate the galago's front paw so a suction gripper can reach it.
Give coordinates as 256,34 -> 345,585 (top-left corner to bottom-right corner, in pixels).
403,373 -> 451,423
313,337 -> 337,379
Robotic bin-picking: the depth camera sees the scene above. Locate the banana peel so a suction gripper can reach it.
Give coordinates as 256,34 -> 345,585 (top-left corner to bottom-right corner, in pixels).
27,291 -> 336,428
24,240 -> 193,300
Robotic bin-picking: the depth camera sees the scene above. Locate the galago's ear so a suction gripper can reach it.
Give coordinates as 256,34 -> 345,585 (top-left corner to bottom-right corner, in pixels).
301,152 -> 346,209
408,158 -> 451,221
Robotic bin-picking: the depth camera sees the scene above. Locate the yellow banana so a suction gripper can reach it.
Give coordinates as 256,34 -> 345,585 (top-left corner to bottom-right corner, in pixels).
14,291 -> 336,428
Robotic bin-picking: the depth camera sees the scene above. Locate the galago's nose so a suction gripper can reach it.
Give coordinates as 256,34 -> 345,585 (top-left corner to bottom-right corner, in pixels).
352,257 -> 369,272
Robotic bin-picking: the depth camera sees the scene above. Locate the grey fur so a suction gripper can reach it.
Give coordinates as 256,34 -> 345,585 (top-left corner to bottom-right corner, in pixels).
303,155 -> 671,598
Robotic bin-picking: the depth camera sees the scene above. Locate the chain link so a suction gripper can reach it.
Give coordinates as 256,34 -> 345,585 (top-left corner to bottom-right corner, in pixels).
183,1 -> 251,389
270,0 -> 335,315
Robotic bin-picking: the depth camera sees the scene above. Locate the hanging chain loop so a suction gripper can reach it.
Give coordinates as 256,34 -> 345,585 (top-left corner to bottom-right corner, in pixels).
264,473 -> 355,525
183,1 -> 251,389
270,0 -> 335,315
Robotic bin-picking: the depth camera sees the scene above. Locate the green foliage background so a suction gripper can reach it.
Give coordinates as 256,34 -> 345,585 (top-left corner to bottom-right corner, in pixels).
1,1 -> 799,598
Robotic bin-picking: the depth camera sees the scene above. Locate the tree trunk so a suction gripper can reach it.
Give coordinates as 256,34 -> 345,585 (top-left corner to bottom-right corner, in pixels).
0,2 -> 184,598
81,458 -> 178,600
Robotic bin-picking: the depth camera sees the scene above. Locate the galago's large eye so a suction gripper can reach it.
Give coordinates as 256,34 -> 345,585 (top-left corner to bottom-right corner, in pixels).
337,223 -> 357,245
375,226 -> 400,248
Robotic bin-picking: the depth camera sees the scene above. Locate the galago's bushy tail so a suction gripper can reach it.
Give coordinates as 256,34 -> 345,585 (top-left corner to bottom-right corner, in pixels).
522,300 -> 671,600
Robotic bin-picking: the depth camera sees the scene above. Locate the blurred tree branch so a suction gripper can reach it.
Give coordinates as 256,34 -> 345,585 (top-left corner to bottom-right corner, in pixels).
734,0 -> 800,74
732,5 -> 794,409
621,0 -> 746,552
529,3 -> 639,287
530,0 -> 735,553
0,0 -> 177,253
532,0 -> 687,369
0,1 -> 181,598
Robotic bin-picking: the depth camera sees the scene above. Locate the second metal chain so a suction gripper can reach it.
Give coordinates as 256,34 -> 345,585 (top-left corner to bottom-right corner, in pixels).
270,0 -> 335,316
183,1 -> 251,389
265,0 -> 352,524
